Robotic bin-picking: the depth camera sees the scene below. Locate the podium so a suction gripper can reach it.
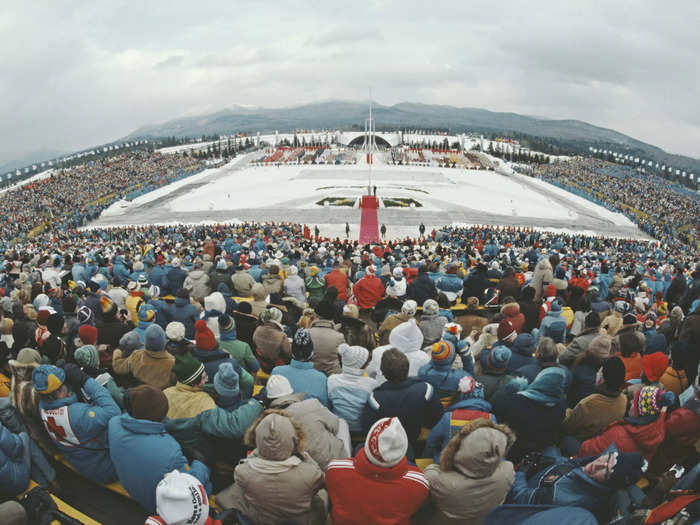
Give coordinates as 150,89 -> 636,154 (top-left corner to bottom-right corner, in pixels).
359,195 -> 379,244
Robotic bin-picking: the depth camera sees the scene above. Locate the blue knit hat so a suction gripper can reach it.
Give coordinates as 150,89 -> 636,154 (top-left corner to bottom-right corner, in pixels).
138,304 -> 156,322
145,324 -> 166,352
512,333 -> 535,356
486,345 -> 511,370
214,362 -> 239,399
32,365 -> 66,394
519,367 -> 566,406
607,451 -> 645,488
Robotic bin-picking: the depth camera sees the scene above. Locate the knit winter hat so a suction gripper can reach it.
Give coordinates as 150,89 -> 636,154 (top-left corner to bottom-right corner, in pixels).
266,375 -> 294,399
588,334 -> 612,359
458,375 -> 484,399
138,305 -> 156,322
364,417 -> 408,468
342,304 -> 359,319
77,305 -> 94,325
622,313 -> 639,328
646,332 -> 667,354
431,340 -> 454,363
388,319 -> 424,354
519,367 -> 566,406
32,364 -> 66,394
213,362 -> 239,399
260,307 -> 283,325
173,353 -> 205,385
137,275 -> 149,287
338,343 -> 369,369
512,333 -> 535,356
486,345 -> 512,370
291,328 -> 314,361
365,265 -> 377,275
165,322 -> 186,342
119,330 -> 142,353
145,324 -> 167,352
642,352 -> 669,383
255,413 -> 297,461
401,300 -> 417,317
46,313 -> 64,335
585,311 -> 602,329
497,319 -> 517,341
148,285 -> 160,299
128,385 -> 169,422
550,300 -> 562,312
78,324 -> 98,345
545,284 -> 556,297
607,451 -> 645,489
633,386 -> 664,417
392,267 -> 404,279
100,296 -> 116,315
423,299 -> 439,315
218,314 -> 235,333
74,345 -> 99,369
37,309 -> 51,326
154,471 -> 209,525
194,320 -> 217,351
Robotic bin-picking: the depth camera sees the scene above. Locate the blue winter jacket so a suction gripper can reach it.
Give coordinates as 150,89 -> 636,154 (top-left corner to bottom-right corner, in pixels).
271,360 -> 329,407
418,353 -> 473,406
108,414 -> 210,513
39,378 -> 120,484
134,319 -> 154,343
0,422 -> 30,498
508,334 -> 538,372
538,310 -> 568,344
166,267 -> 187,294
112,257 -> 132,284
167,297 -> 200,339
72,263 -> 88,284
148,265 -> 168,291
508,446 -> 621,512
424,398 -> 495,462
437,274 -> 463,294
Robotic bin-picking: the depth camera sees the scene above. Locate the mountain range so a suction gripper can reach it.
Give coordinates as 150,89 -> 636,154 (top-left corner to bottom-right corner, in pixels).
125,100 -> 700,174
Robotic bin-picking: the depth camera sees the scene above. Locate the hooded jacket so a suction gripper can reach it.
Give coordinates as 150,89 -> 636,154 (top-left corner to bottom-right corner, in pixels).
327,363 -> 377,433
531,258 -> 553,302
202,292 -> 226,338
112,347 -> 175,390
578,410 -> 667,460
108,414 -> 210,513
0,421 -> 31,498
183,269 -> 211,300
418,312 -> 448,347
418,340 -> 472,407
559,327 -> 600,368
501,303 -> 525,334
507,333 -> 537,372
271,360 -> 329,407
167,297 -> 200,340
253,321 -> 292,373
424,419 -> 515,525
367,320 -> 430,386
231,270 -> 256,297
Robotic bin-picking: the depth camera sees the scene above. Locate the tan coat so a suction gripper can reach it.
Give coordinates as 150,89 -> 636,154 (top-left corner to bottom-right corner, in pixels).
378,312 -> 411,346
163,382 -> 215,419
561,389 -> 628,442
423,419 -> 515,525
308,319 -> 345,376
112,349 -> 175,390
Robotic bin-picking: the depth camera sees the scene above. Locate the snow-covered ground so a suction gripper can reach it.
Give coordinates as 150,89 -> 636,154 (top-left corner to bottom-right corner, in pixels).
91,156 -> 648,240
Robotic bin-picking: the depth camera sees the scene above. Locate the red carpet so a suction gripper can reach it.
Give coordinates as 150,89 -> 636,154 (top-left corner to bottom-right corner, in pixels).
359,195 -> 379,244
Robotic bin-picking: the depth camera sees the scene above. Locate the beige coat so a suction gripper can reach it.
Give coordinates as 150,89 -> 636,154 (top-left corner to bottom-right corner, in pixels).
163,382 -> 215,419
308,319 -> 345,376
423,419 -> 515,525
112,348 -> 175,390
561,388 -> 628,442
270,394 -> 347,470
232,271 -> 256,296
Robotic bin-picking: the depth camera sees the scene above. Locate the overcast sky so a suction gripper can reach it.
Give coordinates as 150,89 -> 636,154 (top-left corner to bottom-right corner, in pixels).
1,1 -> 699,167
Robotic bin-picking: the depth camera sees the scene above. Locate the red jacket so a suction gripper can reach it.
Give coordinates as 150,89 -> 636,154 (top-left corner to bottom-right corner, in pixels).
353,275 -> 385,310
325,269 -> 349,301
325,449 -> 429,525
501,303 -> 525,334
578,411 -> 667,460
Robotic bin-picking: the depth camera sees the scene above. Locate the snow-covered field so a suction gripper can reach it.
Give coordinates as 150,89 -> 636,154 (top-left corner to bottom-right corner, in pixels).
92,156 -> 646,240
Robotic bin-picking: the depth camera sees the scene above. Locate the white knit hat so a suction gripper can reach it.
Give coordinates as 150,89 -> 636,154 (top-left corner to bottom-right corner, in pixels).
155,471 -> 209,525
423,299 -> 439,315
165,322 -> 186,342
266,375 -> 294,399
338,343 -> 369,369
364,417 -> 408,468
392,267 -> 403,279
401,300 -> 417,317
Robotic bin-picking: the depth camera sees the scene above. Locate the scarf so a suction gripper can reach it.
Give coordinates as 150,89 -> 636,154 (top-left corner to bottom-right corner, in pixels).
220,329 -> 237,342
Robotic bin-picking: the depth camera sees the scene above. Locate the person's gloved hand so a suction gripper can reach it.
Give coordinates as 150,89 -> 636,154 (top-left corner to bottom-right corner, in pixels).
63,363 -> 89,390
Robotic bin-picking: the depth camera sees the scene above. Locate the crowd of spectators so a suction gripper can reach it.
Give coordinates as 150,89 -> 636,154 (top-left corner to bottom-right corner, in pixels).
0,217 -> 698,524
527,158 -> 699,251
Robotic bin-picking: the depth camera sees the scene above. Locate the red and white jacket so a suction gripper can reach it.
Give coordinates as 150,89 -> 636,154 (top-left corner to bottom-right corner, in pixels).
325,449 -> 429,525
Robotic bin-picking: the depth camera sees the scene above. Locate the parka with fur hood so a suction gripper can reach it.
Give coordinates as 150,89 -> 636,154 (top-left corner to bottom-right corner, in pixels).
423,419 -> 515,525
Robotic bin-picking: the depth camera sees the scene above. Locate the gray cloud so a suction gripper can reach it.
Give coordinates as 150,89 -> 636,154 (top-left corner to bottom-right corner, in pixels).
0,0 -> 698,169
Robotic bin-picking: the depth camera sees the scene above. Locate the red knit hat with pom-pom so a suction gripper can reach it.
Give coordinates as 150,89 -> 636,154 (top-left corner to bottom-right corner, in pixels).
194,320 -> 217,351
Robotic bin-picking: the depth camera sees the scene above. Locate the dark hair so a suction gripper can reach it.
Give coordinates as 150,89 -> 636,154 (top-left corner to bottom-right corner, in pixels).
380,348 -> 409,383
176,288 -> 190,299
619,332 -> 642,357
521,286 -> 536,301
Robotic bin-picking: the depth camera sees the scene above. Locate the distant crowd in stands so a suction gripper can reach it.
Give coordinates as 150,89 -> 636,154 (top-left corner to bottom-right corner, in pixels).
0,151 -> 203,243
527,157 -> 699,251
0,220 -> 698,524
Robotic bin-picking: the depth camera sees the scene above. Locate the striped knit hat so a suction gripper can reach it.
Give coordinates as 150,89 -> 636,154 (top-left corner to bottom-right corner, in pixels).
633,386 -> 663,417
431,340 -> 454,363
